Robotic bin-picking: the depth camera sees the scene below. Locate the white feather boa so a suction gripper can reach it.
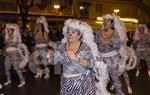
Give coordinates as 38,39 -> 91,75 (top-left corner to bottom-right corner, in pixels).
93,61 -> 110,95
126,47 -> 137,70
18,43 -> 30,69
118,45 -> 137,75
113,16 -> 137,72
118,43 -> 137,74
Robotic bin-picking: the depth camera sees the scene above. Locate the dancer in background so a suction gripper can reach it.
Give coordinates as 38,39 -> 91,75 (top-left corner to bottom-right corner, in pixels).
31,16 -> 50,79
96,14 -> 136,95
133,24 -> 150,77
47,19 -> 110,95
4,23 -> 29,87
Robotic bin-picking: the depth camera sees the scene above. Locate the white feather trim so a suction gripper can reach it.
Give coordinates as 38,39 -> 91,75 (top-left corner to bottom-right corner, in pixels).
18,43 -> 30,69
93,61 -> 110,95
126,47 -> 137,70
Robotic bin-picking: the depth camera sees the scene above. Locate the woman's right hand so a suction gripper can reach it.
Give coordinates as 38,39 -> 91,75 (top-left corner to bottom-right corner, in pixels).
78,58 -> 89,66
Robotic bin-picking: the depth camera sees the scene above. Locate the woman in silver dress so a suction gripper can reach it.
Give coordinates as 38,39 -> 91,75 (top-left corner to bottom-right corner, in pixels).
47,19 -> 109,95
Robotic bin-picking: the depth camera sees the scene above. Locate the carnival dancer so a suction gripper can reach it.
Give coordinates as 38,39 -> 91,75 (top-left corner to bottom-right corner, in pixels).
46,19 -> 110,95
133,24 -> 150,77
31,16 -> 51,79
3,23 -> 29,87
95,14 -> 136,95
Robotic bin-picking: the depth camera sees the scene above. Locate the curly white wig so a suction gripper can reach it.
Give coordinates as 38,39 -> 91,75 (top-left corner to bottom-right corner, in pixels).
62,19 -> 110,95
5,23 -> 22,43
35,16 -> 49,33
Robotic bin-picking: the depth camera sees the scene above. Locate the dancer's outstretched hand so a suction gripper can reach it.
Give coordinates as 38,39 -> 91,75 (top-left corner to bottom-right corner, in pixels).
46,50 -> 54,60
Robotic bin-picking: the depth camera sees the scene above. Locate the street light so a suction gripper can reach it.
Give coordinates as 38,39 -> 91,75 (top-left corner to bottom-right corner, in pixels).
80,6 -> 84,10
114,9 -> 120,15
54,4 -> 60,9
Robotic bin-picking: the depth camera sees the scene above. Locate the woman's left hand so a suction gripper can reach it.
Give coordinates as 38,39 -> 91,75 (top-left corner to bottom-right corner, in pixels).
78,58 -> 88,66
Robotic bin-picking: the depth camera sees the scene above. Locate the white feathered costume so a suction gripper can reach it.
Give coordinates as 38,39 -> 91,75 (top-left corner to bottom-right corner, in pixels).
5,23 -> 29,69
62,19 -> 110,95
4,23 -> 29,87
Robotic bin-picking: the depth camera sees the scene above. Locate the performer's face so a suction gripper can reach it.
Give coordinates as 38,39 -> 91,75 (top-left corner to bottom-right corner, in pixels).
103,19 -> 113,30
138,26 -> 144,33
66,27 -> 80,43
7,28 -> 13,36
37,23 -> 42,31
138,26 -> 145,39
